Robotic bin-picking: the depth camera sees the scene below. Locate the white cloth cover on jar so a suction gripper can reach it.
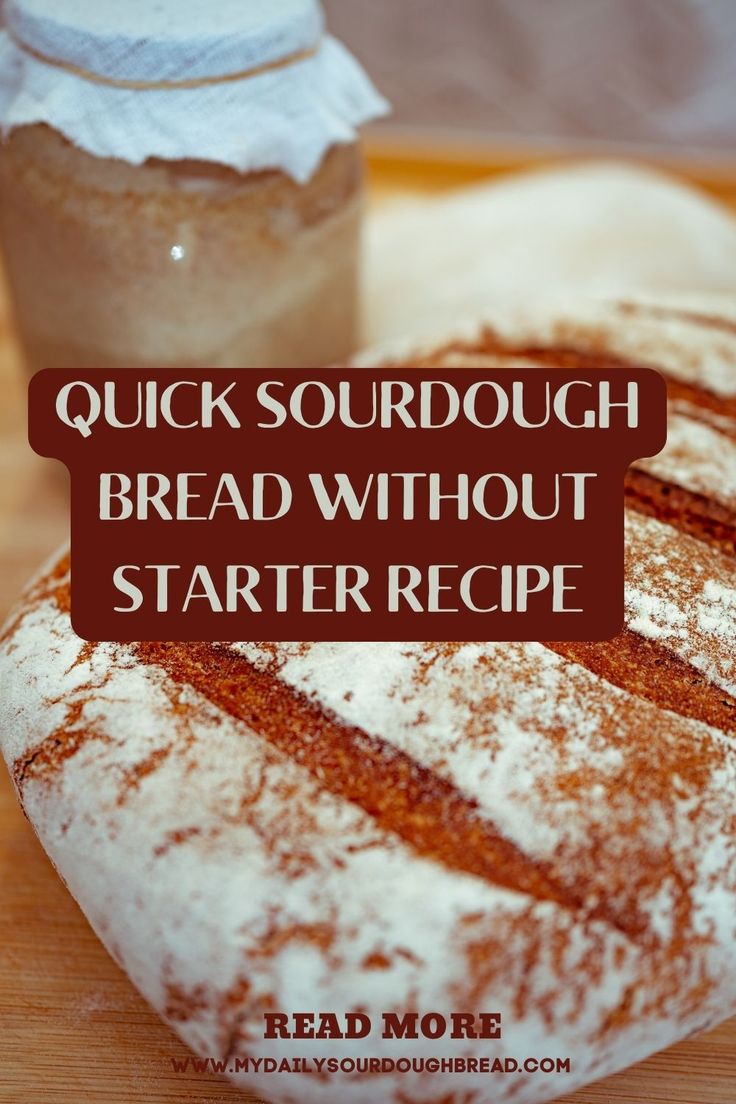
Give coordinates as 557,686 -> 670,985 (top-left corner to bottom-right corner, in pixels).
0,0 -> 388,182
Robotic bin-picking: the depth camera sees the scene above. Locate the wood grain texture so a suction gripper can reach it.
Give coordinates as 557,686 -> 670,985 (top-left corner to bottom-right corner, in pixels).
0,165 -> 735,1104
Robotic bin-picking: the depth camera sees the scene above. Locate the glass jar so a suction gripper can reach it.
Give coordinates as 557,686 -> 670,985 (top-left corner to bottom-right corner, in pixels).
0,125 -> 363,371
0,0 -> 386,371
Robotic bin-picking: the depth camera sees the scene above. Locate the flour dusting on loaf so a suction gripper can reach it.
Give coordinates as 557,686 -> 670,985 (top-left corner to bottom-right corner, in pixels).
1,297 -> 736,1104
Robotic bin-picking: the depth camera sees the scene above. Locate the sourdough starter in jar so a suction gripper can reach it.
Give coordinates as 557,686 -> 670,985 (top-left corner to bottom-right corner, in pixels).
0,0 -> 387,370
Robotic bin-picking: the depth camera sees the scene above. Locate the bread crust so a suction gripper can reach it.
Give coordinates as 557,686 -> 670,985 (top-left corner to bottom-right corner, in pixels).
2,297 -> 736,1104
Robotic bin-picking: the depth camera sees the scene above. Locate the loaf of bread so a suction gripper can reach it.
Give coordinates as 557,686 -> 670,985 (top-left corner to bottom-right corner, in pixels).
1,296 -> 735,1104
365,165 -> 736,347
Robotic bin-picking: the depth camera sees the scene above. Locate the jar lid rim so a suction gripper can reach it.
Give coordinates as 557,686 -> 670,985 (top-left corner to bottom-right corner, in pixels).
5,0 -> 324,84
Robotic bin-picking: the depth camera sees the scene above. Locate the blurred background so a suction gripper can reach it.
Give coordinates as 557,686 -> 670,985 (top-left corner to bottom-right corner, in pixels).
325,0 -> 736,160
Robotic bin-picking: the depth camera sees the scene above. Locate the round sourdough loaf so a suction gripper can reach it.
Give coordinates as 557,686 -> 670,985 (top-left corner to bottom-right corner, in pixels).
1,296 -> 736,1104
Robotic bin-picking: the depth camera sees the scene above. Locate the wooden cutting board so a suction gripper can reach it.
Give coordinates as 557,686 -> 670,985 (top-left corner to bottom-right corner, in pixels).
1,155 -> 735,1104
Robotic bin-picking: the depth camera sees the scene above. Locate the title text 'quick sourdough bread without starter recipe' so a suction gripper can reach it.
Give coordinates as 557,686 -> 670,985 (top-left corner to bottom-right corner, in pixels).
1,299 -> 736,1104
0,0 -> 387,371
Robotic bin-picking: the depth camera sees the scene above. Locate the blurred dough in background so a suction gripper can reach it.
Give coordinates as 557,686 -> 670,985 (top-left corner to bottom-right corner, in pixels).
363,161 -> 736,346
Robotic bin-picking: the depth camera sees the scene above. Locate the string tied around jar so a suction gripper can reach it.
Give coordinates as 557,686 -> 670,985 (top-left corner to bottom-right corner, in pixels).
0,0 -> 389,183
6,25 -> 323,91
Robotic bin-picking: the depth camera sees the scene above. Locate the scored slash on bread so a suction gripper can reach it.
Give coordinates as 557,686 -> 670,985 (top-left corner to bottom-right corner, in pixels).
1,296 -> 736,1104
372,294 -> 736,554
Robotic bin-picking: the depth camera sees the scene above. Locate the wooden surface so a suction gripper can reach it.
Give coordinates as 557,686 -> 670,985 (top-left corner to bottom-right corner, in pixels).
364,133 -> 736,207
1,160 -> 736,1104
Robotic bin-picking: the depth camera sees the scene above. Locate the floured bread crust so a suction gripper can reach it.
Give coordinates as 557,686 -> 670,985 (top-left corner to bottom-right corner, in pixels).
1,298 -> 736,1104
